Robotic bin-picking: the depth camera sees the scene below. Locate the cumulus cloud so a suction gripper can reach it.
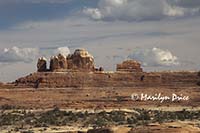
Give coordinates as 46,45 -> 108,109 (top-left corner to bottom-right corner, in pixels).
128,47 -> 179,67
83,8 -> 103,20
54,46 -> 70,56
0,46 -> 39,63
83,0 -> 199,21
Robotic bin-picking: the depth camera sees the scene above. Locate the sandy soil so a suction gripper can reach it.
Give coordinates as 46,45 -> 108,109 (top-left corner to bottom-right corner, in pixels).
0,87 -> 199,110
0,121 -> 199,133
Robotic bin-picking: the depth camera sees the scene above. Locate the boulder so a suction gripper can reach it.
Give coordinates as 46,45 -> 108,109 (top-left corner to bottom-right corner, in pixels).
116,60 -> 143,72
50,54 -> 68,71
37,57 -> 47,72
67,49 -> 95,71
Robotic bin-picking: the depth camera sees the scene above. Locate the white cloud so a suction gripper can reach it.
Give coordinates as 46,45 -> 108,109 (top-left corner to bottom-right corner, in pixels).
83,0 -> 199,21
0,46 -> 39,63
164,3 -> 199,17
83,8 -> 103,20
54,46 -> 70,57
128,47 -> 179,67
0,12 -> 200,82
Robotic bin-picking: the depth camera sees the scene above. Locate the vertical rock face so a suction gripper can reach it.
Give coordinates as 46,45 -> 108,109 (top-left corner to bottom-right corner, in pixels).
116,60 -> 143,72
50,56 -> 59,71
37,57 -> 47,72
57,54 -> 68,69
50,54 -> 68,71
37,49 -> 95,72
67,49 -> 95,71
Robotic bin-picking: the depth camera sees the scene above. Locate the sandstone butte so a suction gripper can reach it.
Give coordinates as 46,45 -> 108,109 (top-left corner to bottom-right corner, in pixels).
13,48 -> 200,88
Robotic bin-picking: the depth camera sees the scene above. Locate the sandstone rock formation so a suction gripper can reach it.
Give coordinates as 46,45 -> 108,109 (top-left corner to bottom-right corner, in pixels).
50,54 -> 68,71
16,48 -> 200,88
38,49 -> 95,72
14,71 -> 200,88
116,60 -> 143,72
67,49 -> 95,71
37,57 -> 47,72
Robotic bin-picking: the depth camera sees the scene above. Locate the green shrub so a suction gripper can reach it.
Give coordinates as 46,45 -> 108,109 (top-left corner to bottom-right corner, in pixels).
0,104 -> 15,110
93,117 -> 108,127
136,110 -> 151,121
20,130 -> 34,133
127,117 -> 137,124
0,113 -> 23,126
110,111 -> 126,122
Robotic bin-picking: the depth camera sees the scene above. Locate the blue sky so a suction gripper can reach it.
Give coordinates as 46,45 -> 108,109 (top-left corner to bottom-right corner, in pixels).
0,0 -> 200,82
0,0 -> 98,29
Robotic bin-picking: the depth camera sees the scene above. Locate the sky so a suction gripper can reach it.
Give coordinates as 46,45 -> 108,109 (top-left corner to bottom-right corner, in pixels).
0,0 -> 200,82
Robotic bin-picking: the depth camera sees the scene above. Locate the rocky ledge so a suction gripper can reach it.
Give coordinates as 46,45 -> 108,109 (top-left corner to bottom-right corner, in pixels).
12,48 -> 200,88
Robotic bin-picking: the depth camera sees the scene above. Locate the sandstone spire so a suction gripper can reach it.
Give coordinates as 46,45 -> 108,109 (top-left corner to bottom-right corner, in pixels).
37,57 -> 47,72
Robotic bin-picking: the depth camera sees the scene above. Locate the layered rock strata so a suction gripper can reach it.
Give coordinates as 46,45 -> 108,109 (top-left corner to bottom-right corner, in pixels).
117,60 -> 143,72
17,48 -> 200,88
67,49 -> 95,71
15,71 -> 199,88
38,49 -> 95,72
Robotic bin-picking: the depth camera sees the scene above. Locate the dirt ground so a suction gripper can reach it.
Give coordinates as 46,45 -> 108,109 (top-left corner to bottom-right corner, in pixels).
0,86 -> 200,132
0,121 -> 199,133
0,86 -> 199,110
